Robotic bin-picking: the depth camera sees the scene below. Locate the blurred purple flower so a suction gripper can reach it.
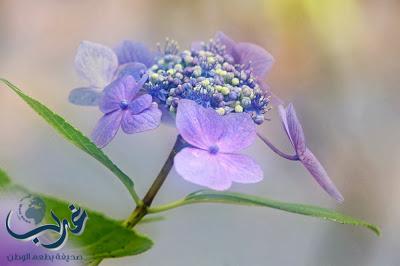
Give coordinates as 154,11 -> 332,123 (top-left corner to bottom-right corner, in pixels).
174,99 -> 263,190
91,75 -> 161,148
263,103 -> 344,202
69,41 -> 154,106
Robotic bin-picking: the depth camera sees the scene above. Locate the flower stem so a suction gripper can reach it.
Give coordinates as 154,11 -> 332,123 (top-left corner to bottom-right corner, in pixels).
124,135 -> 183,229
257,132 -> 299,161
93,136 -> 182,266
147,198 -> 187,213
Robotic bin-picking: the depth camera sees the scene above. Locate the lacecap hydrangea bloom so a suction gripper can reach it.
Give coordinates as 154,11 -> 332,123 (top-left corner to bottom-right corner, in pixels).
69,32 -> 343,202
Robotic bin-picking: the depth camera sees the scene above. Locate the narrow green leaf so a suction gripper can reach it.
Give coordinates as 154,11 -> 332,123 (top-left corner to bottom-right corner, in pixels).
0,167 -> 153,260
182,190 -> 380,236
0,79 -> 140,204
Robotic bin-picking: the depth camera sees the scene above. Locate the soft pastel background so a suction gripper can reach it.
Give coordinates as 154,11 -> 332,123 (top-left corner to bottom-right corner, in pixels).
0,0 -> 398,265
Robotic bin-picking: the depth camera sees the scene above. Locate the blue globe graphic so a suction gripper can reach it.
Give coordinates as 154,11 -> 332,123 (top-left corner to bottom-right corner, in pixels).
18,195 -> 46,225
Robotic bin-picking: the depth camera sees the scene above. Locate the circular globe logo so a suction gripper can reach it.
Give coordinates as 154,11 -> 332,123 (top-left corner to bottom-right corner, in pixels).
17,195 -> 46,225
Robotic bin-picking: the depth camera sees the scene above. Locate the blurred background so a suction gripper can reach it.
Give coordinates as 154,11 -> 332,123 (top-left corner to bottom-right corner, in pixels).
0,0 -> 399,265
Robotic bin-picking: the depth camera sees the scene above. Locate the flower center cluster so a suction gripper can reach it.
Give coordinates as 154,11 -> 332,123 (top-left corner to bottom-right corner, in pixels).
144,39 -> 270,124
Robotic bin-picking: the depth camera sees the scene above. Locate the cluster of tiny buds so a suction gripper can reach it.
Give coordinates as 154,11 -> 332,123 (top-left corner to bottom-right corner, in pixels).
144,38 -> 270,124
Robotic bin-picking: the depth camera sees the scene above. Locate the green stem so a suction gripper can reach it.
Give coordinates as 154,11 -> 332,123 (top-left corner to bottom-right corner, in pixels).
124,135 -> 182,229
147,199 -> 187,213
94,136 -> 182,266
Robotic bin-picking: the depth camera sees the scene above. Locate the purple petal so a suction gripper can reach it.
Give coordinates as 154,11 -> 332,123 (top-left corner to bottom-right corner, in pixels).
117,62 -> 147,80
174,148 -> 232,190
91,110 -> 123,148
99,75 -> 138,114
277,104 -> 290,138
130,94 -> 152,114
121,103 -> 162,134
69,87 -> 101,106
190,41 -> 203,51
300,148 -> 344,202
285,103 -> 306,155
217,112 -> 256,153
218,153 -> 263,184
136,73 -> 149,87
114,40 -> 155,67
214,31 -> 239,61
74,41 -> 118,88
176,99 -> 225,150
235,42 -> 274,78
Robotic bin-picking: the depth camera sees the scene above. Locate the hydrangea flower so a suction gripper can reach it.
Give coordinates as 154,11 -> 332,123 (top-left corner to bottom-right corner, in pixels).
144,32 -> 274,124
69,40 -> 154,106
91,75 -> 161,148
69,32 -> 343,201
174,99 -> 263,190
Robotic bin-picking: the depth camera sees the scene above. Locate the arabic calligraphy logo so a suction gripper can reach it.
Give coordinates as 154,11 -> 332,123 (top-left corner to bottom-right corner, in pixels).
6,196 -> 88,250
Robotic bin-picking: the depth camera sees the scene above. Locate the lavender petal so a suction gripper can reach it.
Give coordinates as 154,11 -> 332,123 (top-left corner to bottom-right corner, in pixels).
74,41 -> 118,88
68,87 -> 101,106
218,153 -> 263,184
214,31 -> 239,61
175,99 -> 225,150
217,112 -> 256,153
100,75 -> 138,114
91,110 -> 123,148
174,148 -> 233,191
190,41 -> 203,51
129,94 -> 152,115
300,148 -> 344,202
121,104 -> 162,134
286,103 -> 306,155
235,42 -> 274,78
277,104 -> 291,140
117,62 -> 147,80
114,40 -> 155,67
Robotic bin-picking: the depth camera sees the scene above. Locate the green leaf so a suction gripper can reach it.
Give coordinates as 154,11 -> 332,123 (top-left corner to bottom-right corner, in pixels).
0,167 -> 153,261
155,190 -> 380,236
0,168 -> 11,188
44,197 -> 153,260
0,79 -> 140,204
